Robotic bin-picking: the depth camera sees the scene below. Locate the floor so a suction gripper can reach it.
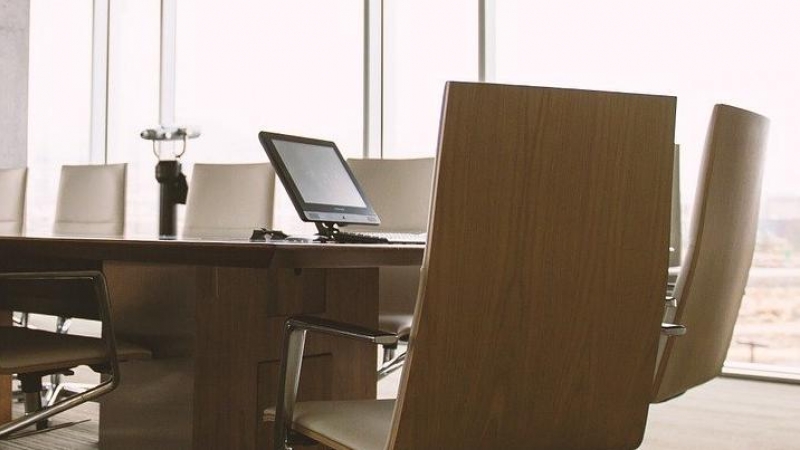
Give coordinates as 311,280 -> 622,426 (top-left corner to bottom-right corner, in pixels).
643,377 -> 800,449
2,376 -> 798,449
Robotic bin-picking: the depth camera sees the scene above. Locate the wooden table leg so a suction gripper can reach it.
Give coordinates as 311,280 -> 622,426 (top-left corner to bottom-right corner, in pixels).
0,310 -> 11,424
98,263 -> 379,450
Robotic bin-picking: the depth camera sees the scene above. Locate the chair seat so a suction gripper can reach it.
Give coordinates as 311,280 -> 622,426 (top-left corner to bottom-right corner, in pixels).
378,314 -> 412,338
0,326 -> 151,374
265,399 -> 395,450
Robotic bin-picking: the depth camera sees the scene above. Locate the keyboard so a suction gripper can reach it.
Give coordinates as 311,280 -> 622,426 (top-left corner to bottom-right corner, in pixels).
332,231 -> 427,244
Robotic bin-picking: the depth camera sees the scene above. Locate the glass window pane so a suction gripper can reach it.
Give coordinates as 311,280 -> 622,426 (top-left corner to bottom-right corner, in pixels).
26,0 -> 93,233
176,0 -> 363,233
106,0 -> 161,236
383,0 -> 479,158
497,0 -> 800,369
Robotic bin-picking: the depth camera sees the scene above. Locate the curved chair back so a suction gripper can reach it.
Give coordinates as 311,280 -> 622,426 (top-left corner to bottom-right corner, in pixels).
652,105 -> 769,403
389,82 -> 676,449
183,163 -> 275,239
0,167 -> 27,235
53,164 -> 127,237
347,158 -> 434,332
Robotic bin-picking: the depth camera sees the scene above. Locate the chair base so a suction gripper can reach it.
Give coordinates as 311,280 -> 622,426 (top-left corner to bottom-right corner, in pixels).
1,419 -> 90,441
378,334 -> 409,379
0,373 -> 116,440
378,352 -> 406,380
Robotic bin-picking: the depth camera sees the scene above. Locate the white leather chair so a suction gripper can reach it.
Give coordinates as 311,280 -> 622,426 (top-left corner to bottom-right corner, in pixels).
182,163 -> 275,240
0,167 -> 27,236
669,145 -> 682,268
653,104 -> 770,402
346,158 -> 434,375
42,163 -> 127,403
53,164 -> 127,237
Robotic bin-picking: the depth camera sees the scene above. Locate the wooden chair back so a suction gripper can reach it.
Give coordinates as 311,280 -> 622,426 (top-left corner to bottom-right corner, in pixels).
652,105 -> 769,402
388,82 -> 676,450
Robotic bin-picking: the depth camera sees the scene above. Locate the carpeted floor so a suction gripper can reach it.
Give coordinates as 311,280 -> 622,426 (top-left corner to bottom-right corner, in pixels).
2,377 -> 798,449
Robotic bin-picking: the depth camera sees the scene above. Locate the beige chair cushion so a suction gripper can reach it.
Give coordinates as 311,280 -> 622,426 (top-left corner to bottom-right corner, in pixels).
265,399 -> 394,450
0,326 -> 151,374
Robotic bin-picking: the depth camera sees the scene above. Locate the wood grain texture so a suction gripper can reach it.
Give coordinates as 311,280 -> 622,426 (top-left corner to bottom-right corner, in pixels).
0,311 -> 10,424
390,82 -> 676,449
12,378 -> 800,450
653,105 -> 770,402
96,263 -> 379,450
0,236 -> 422,269
0,239 -> 405,448
0,277 -> 102,320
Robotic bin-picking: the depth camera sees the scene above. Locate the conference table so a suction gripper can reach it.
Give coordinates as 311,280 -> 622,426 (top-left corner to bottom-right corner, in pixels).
0,235 -> 423,449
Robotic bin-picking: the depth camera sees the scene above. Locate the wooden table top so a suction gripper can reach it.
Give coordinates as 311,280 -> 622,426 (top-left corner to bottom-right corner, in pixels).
0,235 -> 424,269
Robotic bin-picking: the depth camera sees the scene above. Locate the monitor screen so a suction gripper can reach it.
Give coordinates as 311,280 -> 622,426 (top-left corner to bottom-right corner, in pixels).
258,131 -> 380,226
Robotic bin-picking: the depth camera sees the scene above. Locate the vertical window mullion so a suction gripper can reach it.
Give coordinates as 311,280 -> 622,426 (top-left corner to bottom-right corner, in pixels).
479,0 -> 495,82
160,0 -> 177,126
89,0 -> 110,163
364,0 -> 383,159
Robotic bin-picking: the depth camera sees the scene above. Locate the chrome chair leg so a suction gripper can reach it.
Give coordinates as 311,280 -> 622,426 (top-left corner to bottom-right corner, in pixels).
382,346 -> 397,364
19,375 -> 49,431
13,312 -> 29,327
43,316 -> 74,405
378,352 -> 406,380
378,334 -> 409,379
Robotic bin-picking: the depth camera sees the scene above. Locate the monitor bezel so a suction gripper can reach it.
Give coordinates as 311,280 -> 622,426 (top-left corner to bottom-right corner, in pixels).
258,131 -> 381,227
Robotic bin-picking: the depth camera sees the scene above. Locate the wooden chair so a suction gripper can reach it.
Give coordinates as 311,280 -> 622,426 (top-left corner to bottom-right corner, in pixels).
266,82 -> 677,450
0,167 -> 27,236
53,163 -> 127,237
346,158 -> 434,376
0,271 -> 151,439
653,104 -> 769,403
183,163 -> 276,239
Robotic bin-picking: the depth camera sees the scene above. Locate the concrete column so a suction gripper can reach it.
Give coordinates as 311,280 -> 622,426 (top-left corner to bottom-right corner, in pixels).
0,0 -> 29,168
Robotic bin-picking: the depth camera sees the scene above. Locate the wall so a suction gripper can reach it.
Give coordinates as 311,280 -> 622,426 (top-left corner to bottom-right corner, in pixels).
0,0 -> 29,167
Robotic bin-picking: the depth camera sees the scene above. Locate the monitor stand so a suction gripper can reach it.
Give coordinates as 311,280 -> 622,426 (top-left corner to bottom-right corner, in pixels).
315,222 -> 340,242
314,222 -> 388,244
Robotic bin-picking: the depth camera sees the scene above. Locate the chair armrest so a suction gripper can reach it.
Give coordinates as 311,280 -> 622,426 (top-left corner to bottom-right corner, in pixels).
661,323 -> 686,337
273,315 -> 398,450
286,315 -> 399,346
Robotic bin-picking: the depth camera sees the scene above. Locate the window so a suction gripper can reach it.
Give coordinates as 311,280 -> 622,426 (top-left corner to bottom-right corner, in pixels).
382,0 -> 479,158
26,0 -> 93,233
176,0 -> 363,232
106,0 -> 161,236
496,0 -> 800,368
21,1 -> 799,372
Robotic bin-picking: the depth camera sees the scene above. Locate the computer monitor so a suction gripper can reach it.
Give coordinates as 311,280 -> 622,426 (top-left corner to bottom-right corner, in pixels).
258,131 -> 381,231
